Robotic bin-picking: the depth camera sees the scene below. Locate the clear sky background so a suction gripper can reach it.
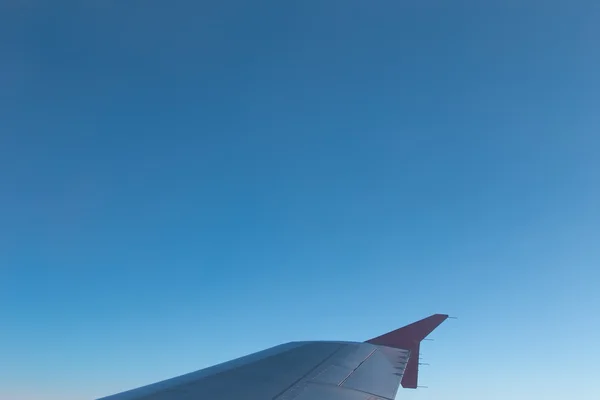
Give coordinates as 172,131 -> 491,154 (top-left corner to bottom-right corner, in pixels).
1,2 -> 599,400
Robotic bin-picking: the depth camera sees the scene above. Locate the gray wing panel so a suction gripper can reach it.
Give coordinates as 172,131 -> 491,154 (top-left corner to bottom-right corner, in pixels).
287,344 -> 410,400
97,342 -> 410,400
98,342 -> 343,400
340,347 -> 410,399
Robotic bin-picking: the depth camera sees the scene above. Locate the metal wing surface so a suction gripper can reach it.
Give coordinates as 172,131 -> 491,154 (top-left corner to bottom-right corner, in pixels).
97,314 -> 448,400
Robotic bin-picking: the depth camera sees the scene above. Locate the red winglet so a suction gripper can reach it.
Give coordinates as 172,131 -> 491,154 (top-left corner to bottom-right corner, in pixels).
366,314 -> 448,389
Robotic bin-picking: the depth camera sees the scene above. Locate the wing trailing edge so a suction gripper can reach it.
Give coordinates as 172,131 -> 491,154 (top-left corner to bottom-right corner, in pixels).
365,313 -> 448,389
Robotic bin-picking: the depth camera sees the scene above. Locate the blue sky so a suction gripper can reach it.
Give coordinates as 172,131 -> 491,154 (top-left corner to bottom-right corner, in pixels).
1,2 -> 599,399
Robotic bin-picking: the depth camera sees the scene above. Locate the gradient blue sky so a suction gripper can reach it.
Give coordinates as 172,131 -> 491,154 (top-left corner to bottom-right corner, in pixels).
1,2 -> 599,400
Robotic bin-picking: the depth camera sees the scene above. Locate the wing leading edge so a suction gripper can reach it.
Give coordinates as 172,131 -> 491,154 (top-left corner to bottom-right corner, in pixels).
97,314 -> 449,400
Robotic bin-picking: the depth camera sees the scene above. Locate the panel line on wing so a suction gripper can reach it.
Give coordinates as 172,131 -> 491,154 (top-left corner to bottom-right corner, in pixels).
338,348 -> 377,386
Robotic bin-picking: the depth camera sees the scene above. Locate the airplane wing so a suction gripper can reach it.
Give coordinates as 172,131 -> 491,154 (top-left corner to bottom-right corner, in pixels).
97,314 -> 448,400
